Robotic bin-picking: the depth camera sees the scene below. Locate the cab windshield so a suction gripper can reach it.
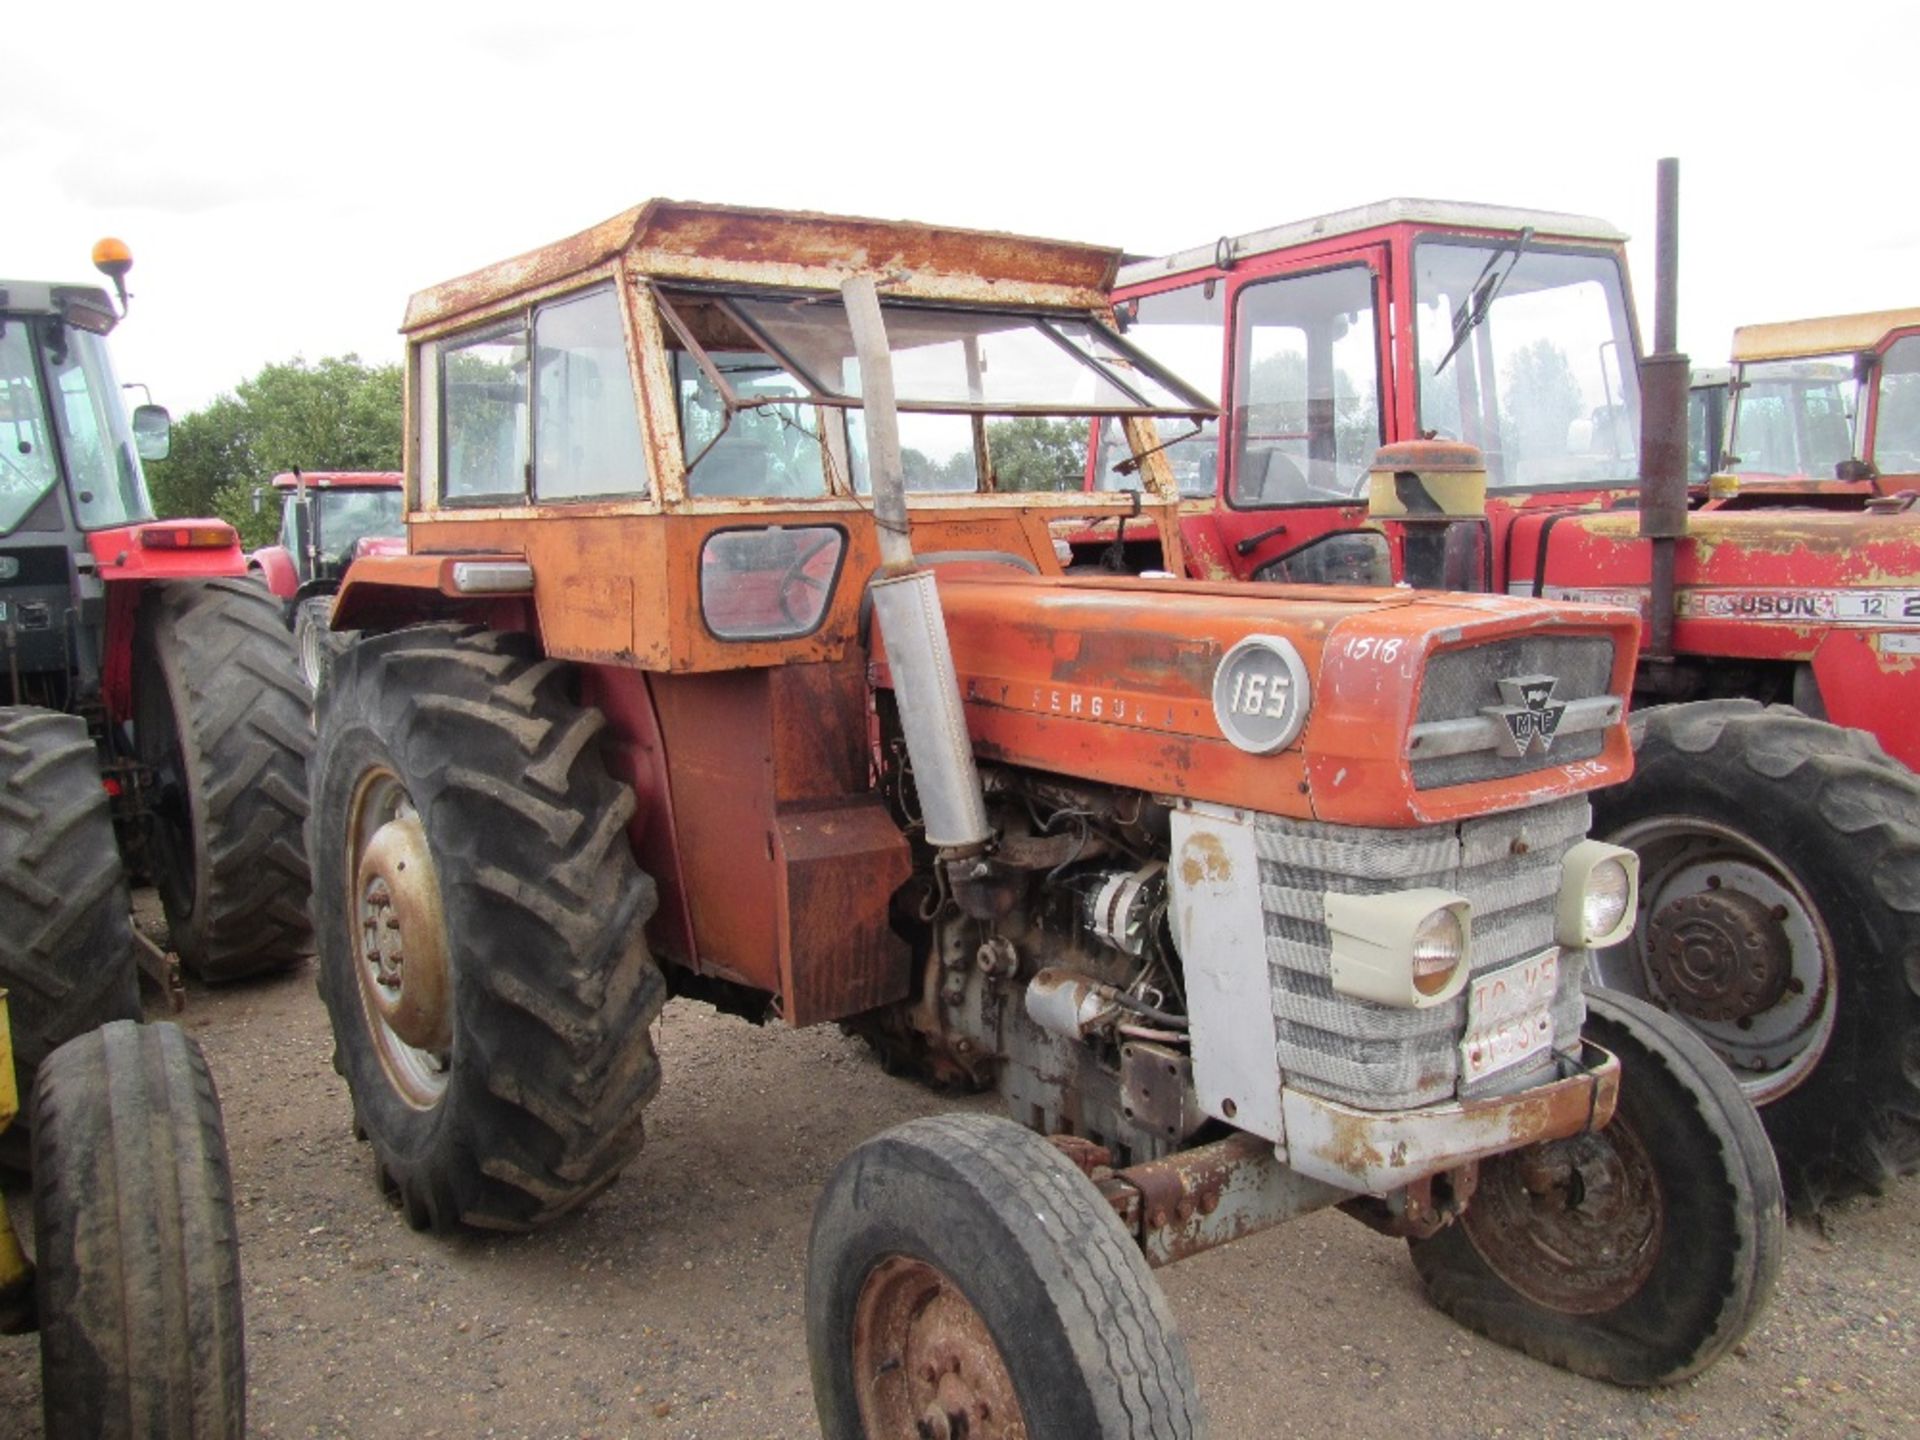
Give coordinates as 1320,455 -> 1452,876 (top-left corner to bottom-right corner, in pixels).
0,317 -> 154,534
1413,242 -> 1640,490
1095,283 -> 1225,498
294,488 -> 406,568
656,287 -> 1213,499
1726,358 -> 1860,478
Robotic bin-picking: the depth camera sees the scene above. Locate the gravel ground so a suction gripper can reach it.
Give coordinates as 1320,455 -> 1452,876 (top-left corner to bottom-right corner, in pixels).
3,932 -> 1916,1439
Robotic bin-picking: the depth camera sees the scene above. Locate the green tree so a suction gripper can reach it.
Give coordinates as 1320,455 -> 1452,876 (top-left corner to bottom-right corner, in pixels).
1502,339 -> 1582,460
145,355 -> 403,546
985,417 -> 1085,492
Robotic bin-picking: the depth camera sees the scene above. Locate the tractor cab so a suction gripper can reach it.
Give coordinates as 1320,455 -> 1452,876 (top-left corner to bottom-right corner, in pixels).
250,470 -> 406,604
1100,200 -> 1643,582
1722,307 -> 1920,501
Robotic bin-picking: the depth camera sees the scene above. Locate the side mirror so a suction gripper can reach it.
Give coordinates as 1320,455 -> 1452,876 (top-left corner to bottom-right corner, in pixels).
131,403 -> 171,461
251,486 -> 264,515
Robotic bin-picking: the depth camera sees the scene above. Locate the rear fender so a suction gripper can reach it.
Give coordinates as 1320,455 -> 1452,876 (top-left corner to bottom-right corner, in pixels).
330,553 -> 535,638
248,545 -> 298,599
87,522 -> 250,583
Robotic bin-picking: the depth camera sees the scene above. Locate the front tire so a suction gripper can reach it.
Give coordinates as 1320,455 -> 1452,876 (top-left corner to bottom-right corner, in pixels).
1410,990 -> 1783,1386
136,579 -> 314,980
807,1114 -> 1205,1438
0,707 -> 140,1110
1590,700 -> 1920,1208
311,626 -> 665,1232
31,1020 -> 245,1439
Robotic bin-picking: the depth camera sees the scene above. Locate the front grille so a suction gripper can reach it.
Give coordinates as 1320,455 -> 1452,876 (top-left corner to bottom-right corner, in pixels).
1254,796 -> 1589,1110
1409,635 -> 1616,790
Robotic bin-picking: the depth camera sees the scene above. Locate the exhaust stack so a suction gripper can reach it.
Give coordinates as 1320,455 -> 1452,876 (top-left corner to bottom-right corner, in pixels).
1638,158 -> 1691,660
840,276 -> 992,854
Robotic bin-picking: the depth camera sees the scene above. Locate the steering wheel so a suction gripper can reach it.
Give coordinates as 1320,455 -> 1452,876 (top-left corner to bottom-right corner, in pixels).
777,531 -> 840,627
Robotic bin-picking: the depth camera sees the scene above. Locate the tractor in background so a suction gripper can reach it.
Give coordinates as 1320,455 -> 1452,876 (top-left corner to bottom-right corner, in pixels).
1102,173 -> 1920,1208
1,243 -> 311,1107
247,468 -> 405,689
310,199 -> 1779,1435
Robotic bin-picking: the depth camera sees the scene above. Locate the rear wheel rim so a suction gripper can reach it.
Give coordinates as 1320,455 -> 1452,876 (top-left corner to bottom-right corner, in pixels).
298,612 -> 327,690
345,765 -> 451,1108
1594,816 -> 1837,1104
851,1255 -> 1029,1440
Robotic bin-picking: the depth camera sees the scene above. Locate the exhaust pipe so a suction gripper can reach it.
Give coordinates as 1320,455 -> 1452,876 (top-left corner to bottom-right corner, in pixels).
840,276 -> 992,855
1638,158 -> 1690,661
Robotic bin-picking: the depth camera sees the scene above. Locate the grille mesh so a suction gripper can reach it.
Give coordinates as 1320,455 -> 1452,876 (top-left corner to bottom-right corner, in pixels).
1411,636 -> 1615,789
1256,796 -> 1590,1110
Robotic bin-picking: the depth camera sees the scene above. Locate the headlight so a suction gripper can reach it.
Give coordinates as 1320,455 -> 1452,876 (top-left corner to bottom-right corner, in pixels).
1325,888 -> 1472,1009
1212,634 -> 1311,754
1411,907 -> 1467,997
1558,840 -> 1641,949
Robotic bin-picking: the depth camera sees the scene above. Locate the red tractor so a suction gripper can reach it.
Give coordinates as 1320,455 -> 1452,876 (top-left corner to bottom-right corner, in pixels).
1,242 -> 312,1096
1104,177 -> 1920,1207
310,199 -> 1780,1432
247,469 -> 406,689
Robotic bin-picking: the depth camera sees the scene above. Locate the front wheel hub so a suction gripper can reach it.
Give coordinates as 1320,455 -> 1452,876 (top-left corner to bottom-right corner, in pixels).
852,1255 -> 1027,1439
1647,886 -> 1792,1023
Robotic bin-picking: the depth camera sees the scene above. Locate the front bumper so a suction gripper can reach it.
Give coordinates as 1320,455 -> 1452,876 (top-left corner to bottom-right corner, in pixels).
1279,1039 -> 1620,1192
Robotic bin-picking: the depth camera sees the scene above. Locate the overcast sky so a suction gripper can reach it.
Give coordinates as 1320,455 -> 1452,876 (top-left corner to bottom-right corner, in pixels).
10,1 -> 1916,418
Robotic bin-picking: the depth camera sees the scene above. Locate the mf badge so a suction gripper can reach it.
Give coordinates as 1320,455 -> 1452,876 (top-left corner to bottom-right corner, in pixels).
1485,674 -> 1566,757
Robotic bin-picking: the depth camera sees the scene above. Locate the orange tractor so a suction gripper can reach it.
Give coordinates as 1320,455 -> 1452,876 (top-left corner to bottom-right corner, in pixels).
1102,169 -> 1920,1210
312,201 -> 1779,1433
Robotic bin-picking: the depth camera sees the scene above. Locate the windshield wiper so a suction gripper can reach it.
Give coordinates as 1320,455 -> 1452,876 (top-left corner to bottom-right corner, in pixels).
1433,227 -> 1534,376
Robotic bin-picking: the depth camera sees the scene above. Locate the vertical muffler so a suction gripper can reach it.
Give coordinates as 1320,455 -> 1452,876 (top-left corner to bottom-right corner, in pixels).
841,276 -> 993,857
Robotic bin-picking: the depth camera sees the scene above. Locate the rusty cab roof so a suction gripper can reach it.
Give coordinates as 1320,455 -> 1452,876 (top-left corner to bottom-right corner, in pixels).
402,200 -> 1124,335
1731,307 -> 1920,363
1117,198 -> 1626,290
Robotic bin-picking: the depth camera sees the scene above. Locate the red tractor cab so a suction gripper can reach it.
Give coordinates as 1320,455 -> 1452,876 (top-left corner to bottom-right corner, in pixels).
1110,195 -> 1920,1209
1721,307 -> 1920,499
1102,199 -> 1644,585
1,244 -> 311,1070
248,470 -> 405,687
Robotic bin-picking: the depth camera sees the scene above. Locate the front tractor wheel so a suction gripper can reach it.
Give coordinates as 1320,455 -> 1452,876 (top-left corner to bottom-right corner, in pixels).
311,626 -> 665,1232
1590,701 -> 1920,1208
1410,990 -> 1784,1387
32,1020 -> 246,1439
136,579 -> 314,980
807,1114 -> 1205,1439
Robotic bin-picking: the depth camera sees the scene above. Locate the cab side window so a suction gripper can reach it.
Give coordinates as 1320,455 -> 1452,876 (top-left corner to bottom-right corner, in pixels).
442,319 -> 530,503
534,288 -> 649,500
439,284 -> 651,505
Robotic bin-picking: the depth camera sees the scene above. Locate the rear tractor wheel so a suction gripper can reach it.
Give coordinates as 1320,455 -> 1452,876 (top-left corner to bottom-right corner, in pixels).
311,626 -> 665,1232
808,1114 -> 1205,1439
1411,990 -> 1783,1386
0,707 -> 140,1121
136,578 -> 314,981
1590,700 -> 1920,1208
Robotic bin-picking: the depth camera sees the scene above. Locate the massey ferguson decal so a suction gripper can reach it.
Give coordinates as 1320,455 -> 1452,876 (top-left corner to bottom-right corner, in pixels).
1512,583 -> 1920,628
1676,588 -> 1920,625
1485,674 -> 1567,757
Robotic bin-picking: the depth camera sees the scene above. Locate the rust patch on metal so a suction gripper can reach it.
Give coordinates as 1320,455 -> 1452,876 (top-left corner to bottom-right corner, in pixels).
1177,831 -> 1232,889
